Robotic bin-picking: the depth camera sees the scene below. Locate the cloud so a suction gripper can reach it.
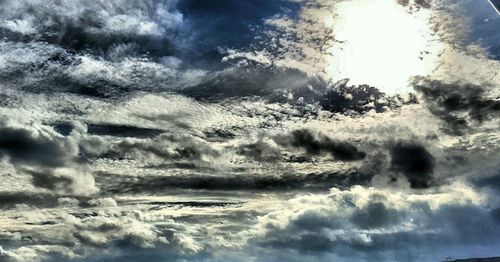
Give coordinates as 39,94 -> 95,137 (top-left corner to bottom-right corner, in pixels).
0,191 -> 59,209
86,124 -> 165,138
237,139 -> 283,162
0,125 -> 76,167
390,141 -> 435,189
98,169 -> 371,194
0,0 -> 182,55
0,0 -> 499,261
471,170 -> 500,194
0,122 -> 97,195
78,131 -> 225,172
0,209 -> 201,262
251,183 -> 500,261
413,77 -> 500,135
0,245 -> 78,262
180,66 -> 409,116
275,129 -> 366,161
316,84 -> 398,114
396,0 -> 431,10
73,216 -> 169,248
179,67 -> 315,101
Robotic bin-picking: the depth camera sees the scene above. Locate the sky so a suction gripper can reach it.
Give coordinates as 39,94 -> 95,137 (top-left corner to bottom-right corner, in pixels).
0,0 -> 499,261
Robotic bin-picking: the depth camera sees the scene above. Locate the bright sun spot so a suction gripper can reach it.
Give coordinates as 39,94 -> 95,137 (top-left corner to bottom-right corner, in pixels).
327,0 -> 443,94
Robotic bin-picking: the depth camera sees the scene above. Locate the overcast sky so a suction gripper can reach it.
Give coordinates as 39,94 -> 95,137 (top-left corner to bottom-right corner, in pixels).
0,0 -> 499,261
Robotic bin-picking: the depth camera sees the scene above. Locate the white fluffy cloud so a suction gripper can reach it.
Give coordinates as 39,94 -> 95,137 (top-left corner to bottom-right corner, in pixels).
251,182 -> 500,261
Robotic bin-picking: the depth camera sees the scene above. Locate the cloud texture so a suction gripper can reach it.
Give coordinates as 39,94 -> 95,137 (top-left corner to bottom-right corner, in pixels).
0,0 -> 499,261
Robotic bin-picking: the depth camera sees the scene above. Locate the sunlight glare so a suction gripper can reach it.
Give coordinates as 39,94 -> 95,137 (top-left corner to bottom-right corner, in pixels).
326,0 -> 443,94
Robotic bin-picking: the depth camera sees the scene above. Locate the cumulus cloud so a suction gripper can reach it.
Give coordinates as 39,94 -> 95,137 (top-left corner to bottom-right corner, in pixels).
0,125 -> 76,167
0,245 -> 79,262
0,208 -> 200,262
0,122 -> 97,195
251,183 -> 500,261
0,42 -> 204,99
73,216 -> 169,248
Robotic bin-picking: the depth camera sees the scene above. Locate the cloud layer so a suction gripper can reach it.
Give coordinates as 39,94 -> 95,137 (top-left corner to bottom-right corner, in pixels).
0,0 -> 499,261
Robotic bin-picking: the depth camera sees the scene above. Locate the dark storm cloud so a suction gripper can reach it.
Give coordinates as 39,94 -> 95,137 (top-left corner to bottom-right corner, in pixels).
97,170 -> 370,194
0,43 -> 83,95
275,129 -> 366,161
0,43 -> 102,97
143,200 -> 238,209
0,126 -> 72,167
0,124 -> 97,195
390,141 -> 435,189
0,0 -> 189,100
0,191 -> 59,209
273,77 -> 409,115
413,78 -> 500,135
1,41 -> 406,116
86,124 -> 165,138
0,93 -> 20,108
53,123 -> 74,137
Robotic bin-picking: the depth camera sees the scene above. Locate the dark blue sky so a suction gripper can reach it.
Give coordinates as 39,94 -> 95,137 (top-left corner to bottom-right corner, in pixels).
463,0 -> 500,59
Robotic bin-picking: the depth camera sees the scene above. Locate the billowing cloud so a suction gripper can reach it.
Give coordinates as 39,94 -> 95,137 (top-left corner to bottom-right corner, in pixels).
251,183 -> 500,261
0,125 -> 76,167
0,122 -> 97,195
